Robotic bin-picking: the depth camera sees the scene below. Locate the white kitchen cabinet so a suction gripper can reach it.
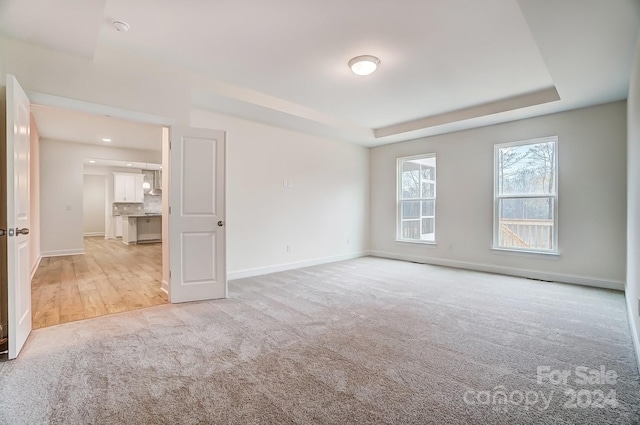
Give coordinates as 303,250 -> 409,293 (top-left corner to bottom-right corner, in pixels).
115,216 -> 123,237
114,173 -> 144,203
122,217 -> 137,245
137,216 -> 162,242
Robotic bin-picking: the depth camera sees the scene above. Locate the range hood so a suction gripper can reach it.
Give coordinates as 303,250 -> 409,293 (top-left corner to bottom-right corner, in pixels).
150,170 -> 162,195
143,170 -> 162,196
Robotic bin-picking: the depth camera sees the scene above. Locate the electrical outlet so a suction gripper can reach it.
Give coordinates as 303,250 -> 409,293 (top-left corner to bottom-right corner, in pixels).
286,244 -> 291,253
346,238 -> 350,246
283,179 -> 294,189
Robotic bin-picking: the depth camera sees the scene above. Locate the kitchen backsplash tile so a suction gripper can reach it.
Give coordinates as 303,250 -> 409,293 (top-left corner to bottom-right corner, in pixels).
144,194 -> 162,213
113,195 -> 162,215
113,202 -> 144,215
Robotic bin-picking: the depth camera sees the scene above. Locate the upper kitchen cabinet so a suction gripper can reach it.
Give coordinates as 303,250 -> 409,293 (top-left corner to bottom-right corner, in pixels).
114,172 -> 144,203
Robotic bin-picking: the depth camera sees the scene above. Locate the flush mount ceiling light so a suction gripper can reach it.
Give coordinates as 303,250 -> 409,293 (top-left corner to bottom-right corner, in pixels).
89,160 -> 96,164
102,138 -> 111,142
112,20 -> 130,33
348,55 -> 380,76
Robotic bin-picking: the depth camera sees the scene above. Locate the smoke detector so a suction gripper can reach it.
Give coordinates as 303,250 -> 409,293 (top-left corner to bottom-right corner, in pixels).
112,20 -> 130,32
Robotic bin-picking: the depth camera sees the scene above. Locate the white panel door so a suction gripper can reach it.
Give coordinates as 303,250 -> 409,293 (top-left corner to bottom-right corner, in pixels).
4,75 -> 32,359
169,126 -> 226,303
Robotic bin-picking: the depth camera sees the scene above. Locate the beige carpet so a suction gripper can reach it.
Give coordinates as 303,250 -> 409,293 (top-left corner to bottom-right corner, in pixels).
0,257 -> 638,424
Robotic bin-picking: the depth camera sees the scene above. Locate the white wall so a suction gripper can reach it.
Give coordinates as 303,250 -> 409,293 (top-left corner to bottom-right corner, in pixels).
371,101 -> 627,289
39,139 -> 160,256
191,109 -> 370,277
82,174 -> 106,236
29,114 -> 40,276
626,36 -> 640,372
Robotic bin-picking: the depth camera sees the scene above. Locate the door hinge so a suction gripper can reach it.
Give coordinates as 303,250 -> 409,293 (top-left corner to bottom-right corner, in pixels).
169,270 -> 172,278
169,206 -> 171,214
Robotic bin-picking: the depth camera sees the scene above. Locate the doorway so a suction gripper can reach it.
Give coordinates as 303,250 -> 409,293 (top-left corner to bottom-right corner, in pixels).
83,174 -> 106,237
29,105 -> 169,329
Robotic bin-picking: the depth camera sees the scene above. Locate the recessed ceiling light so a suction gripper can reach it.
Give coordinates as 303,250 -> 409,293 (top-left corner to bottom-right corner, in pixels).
102,138 -> 111,142
126,163 -> 133,166
89,160 -> 96,164
348,55 -> 380,76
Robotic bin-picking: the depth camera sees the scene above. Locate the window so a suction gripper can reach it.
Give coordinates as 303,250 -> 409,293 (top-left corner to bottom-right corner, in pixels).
494,136 -> 558,253
397,154 -> 436,243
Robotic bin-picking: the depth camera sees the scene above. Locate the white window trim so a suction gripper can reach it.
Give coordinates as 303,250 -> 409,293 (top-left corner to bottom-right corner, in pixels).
493,136 -> 559,254
396,153 -> 436,244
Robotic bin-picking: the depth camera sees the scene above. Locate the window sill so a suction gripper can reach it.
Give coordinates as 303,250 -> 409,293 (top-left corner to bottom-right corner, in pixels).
395,239 -> 437,246
491,247 -> 560,257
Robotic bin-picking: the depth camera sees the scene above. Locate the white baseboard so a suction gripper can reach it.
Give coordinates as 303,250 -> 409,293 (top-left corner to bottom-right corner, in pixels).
83,232 -> 105,237
40,249 -> 85,257
626,292 -> 640,375
228,251 -> 369,281
30,255 -> 42,280
369,250 -> 625,291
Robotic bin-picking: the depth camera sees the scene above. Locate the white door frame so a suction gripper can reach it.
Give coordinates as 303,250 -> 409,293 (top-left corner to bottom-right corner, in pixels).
25,92 -> 229,304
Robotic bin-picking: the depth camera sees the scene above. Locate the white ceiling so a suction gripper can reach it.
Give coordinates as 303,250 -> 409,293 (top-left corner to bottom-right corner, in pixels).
1,0 -> 639,147
31,104 -> 162,151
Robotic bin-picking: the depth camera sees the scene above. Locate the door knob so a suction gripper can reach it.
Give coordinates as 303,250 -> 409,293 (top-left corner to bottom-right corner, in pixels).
16,228 -> 29,235
0,229 -> 5,237
217,221 -> 224,227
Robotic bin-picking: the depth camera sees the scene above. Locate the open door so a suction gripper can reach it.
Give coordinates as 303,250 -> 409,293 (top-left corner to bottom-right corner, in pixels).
169,126 -> 226,303
1,75 -> 32,359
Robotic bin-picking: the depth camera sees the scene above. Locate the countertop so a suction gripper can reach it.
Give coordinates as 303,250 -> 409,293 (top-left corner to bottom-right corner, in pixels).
124,213 -> 162,218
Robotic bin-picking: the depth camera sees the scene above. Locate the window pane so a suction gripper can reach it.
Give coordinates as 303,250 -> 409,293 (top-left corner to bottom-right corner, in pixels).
402,220 -> 420,240
421,218 -> 435,241
498,198 -> 554,250
402,201 -> 420,219
421,165 -> 434,181
402,161 -> 420,199
421,200 -> 435,216
421,182 -> 435,198
498,141 -> 555,195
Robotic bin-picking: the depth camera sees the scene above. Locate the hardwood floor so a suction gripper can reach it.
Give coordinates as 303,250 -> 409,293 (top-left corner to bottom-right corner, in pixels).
32,237 -> 168,329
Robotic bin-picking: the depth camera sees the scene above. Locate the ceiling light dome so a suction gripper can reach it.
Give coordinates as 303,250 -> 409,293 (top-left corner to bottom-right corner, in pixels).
348,55 -> 380,76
